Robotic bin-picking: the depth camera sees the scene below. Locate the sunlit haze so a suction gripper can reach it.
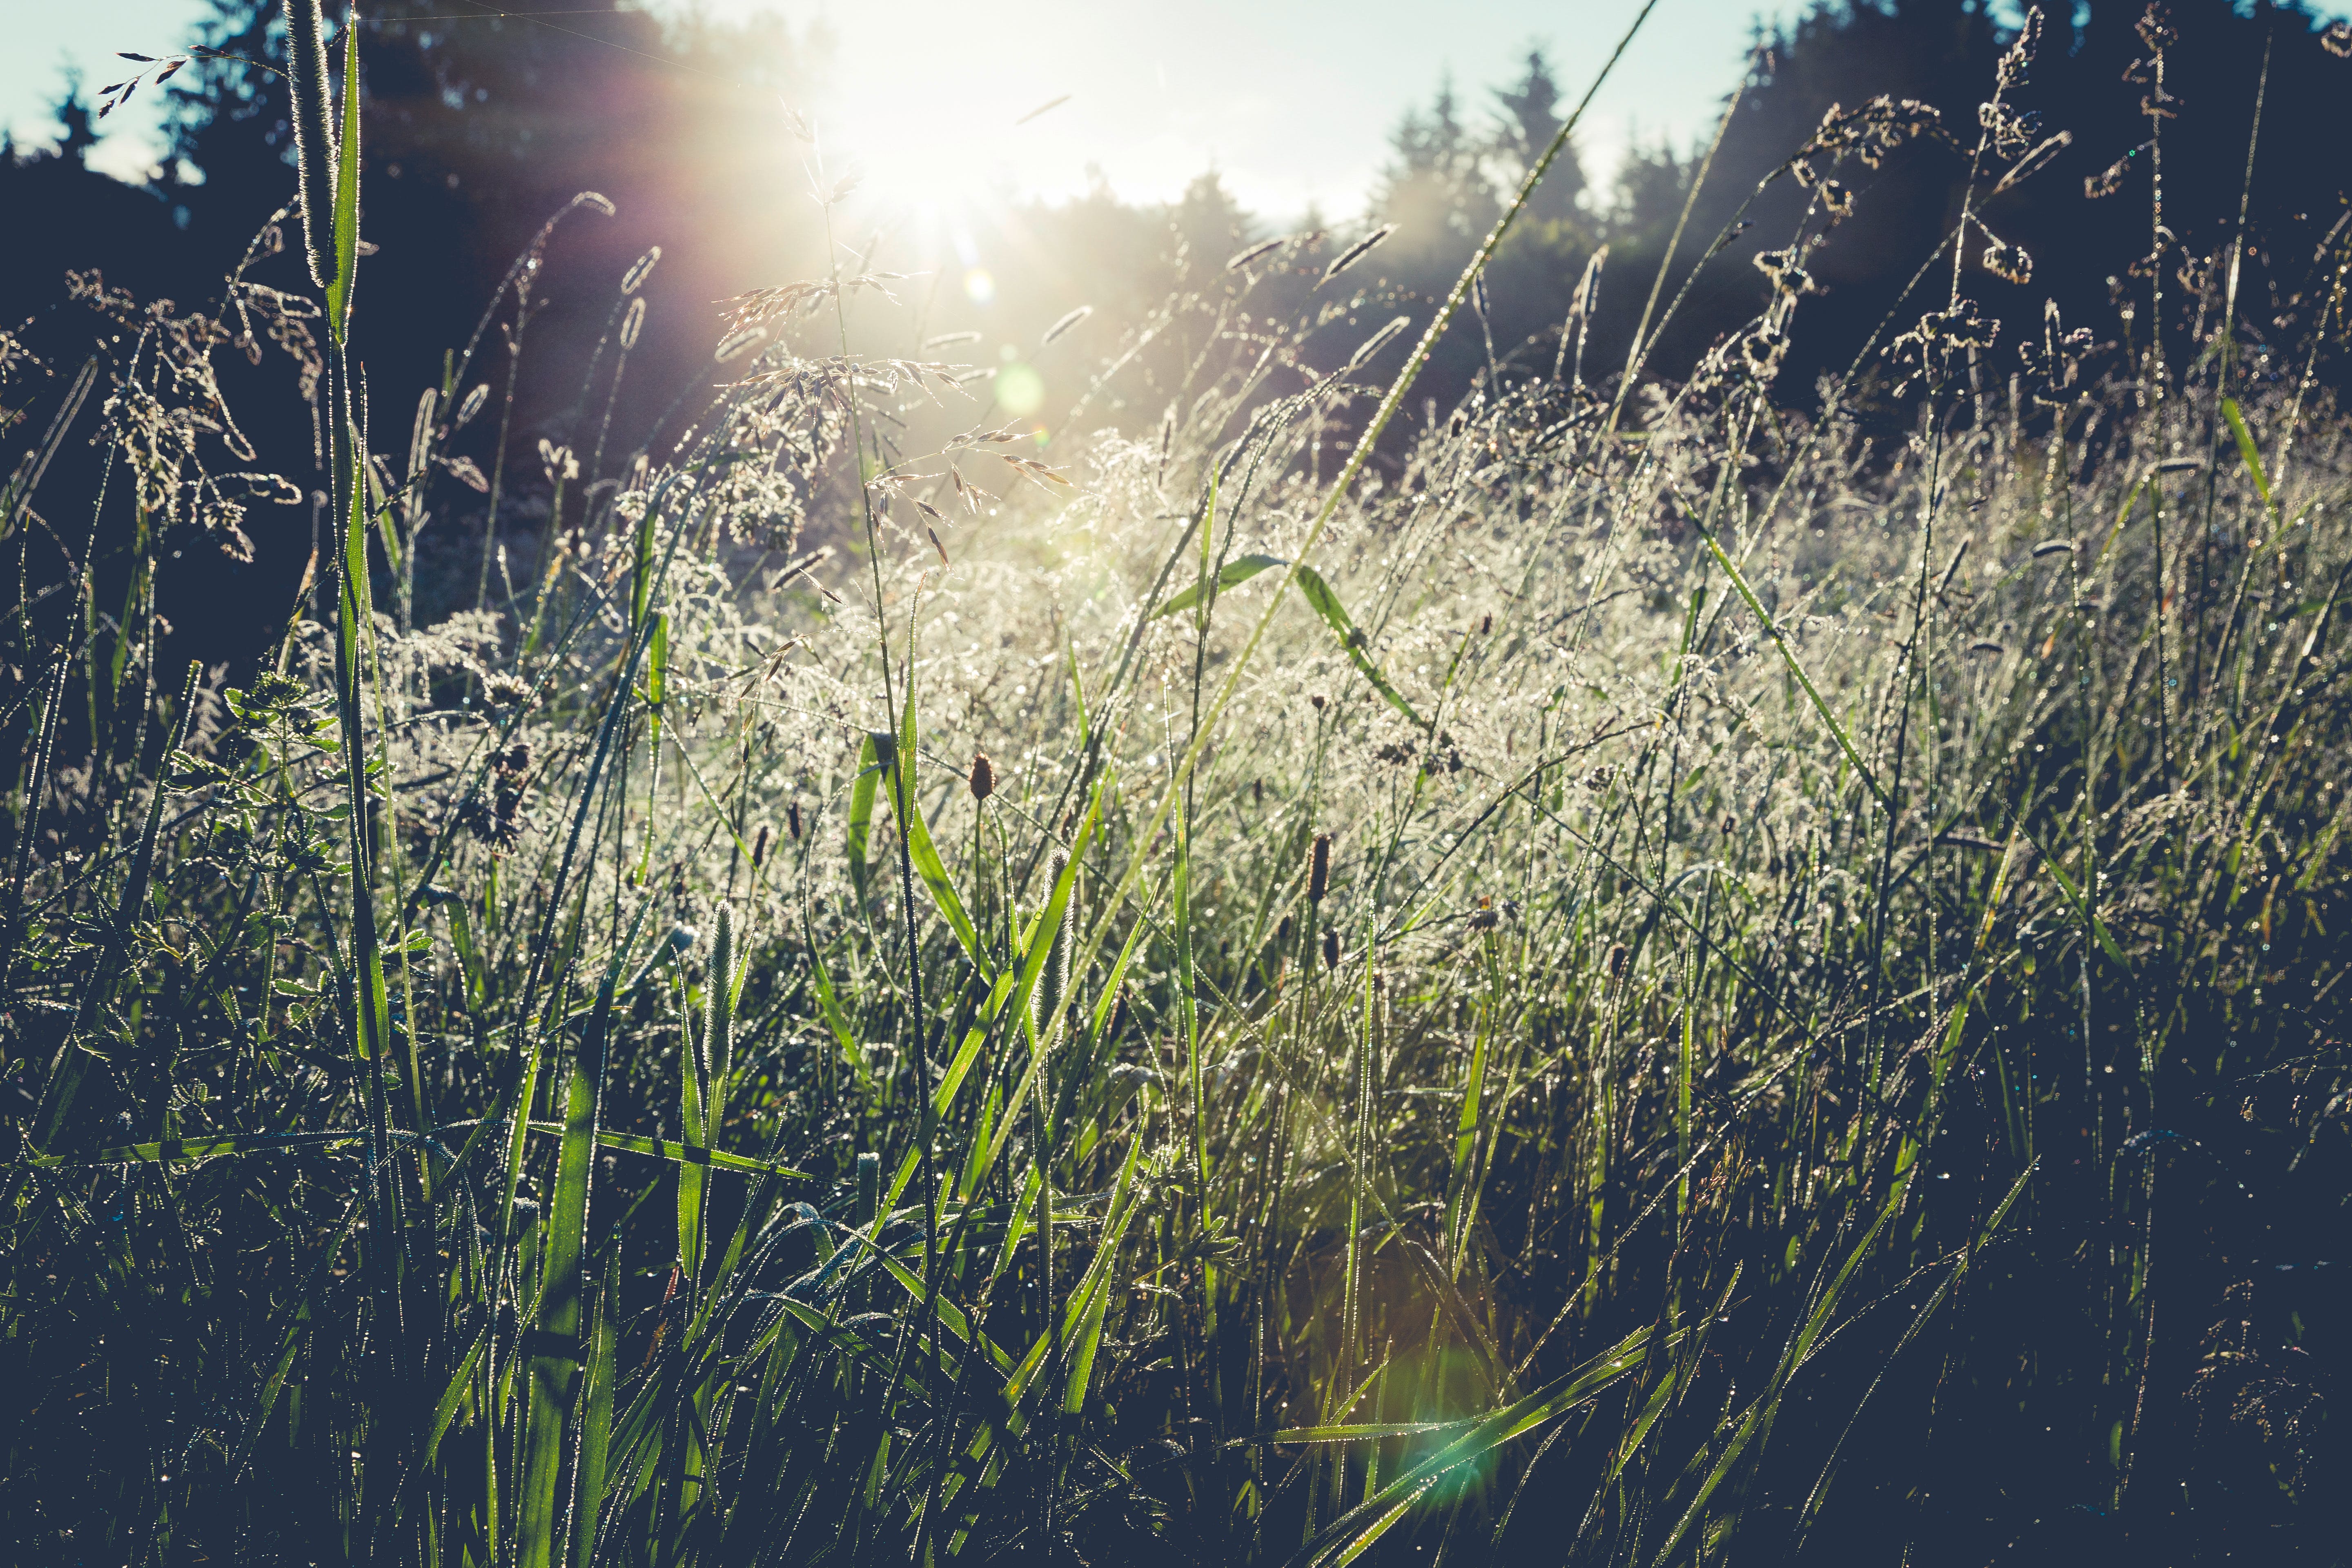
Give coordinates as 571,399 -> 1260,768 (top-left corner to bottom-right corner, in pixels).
789,0 -> 1774,218
10,0 -> 1791,209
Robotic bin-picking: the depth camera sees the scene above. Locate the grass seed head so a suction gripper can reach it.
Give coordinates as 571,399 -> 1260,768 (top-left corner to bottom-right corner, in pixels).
1225,237 -> 1284,272
1043,305 -> 1094,344
1319,223 -> 1395,288
452,382 -> 490,430
1036,852 -> 1073,1038
1999,6 -> 2044,87
285,0 -> 338,292
1571,245 -> 1607,317
1982,236 -> 2034,286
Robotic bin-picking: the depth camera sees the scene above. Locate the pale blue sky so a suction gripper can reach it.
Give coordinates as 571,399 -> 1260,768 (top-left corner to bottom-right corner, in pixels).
6,0 -> 1792,212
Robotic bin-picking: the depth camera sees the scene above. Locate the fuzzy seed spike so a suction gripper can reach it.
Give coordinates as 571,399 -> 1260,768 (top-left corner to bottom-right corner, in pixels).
285,0 -> 338,291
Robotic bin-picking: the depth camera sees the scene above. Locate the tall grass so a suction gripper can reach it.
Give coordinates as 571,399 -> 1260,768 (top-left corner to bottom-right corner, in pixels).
5,5 -> 2351,1564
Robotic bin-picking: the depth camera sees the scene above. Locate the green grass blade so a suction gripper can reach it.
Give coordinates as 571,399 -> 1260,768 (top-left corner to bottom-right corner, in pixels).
847,735 -> 880,901
1258,1422 -> 1459,1445
1153,553 -> 1289,619
1060,1131 -> 1145,1414
1693,523 -> 1888,813
1444,1004 -> 1490,1269
971,782 -> 1105,1187
891,692 -> 988,975
2222,396 -> 2273,509
877,1251 -> 1014,1372
2019,824 -> 2127,967
635,612 -> 668,885
1175,802 -> 1204,1193
426,1324 -> 491,1465
36,661 -> 204,1155
572,1244 -> 621,1568
519,967 -> 617,1568
225,1190 -> 367,1478
679,903 -> 732,1286
1792,1163 -> 2036,1547
1286,1325 -> 1659,1568
324,14 -> 361,340
519,1123 -> 811,1180
1295,564 -> 1425,726
882,1006 -> 1004,1211
805,906 -> 871,1091
22,1129 -> 369,1168
1649,1173 -> 1913,1566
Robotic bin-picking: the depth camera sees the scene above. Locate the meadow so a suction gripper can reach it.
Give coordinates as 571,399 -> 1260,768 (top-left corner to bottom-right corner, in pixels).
4,4 -> 2349,1564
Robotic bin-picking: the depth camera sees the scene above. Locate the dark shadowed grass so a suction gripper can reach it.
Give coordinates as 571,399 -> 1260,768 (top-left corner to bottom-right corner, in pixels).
4,6 -> 2352,1565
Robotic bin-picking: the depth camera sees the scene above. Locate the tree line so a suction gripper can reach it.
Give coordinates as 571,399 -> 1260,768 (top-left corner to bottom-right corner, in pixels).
5,0 -> 2351,666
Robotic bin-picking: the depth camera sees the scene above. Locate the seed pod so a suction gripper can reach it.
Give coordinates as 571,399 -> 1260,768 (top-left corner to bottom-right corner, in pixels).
969,751 -> 995,802
751,824 -> 770,868
1308,833 -> 1331,904
285,0 -> 339,291
1322,928 -> 1341,970
786,801 -> 803,841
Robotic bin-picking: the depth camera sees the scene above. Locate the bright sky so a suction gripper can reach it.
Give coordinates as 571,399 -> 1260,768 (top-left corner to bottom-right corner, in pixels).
6,0 -> 1789,213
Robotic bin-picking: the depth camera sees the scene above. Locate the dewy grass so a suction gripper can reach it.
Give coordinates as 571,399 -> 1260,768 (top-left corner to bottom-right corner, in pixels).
7,4 -> 2352,1564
